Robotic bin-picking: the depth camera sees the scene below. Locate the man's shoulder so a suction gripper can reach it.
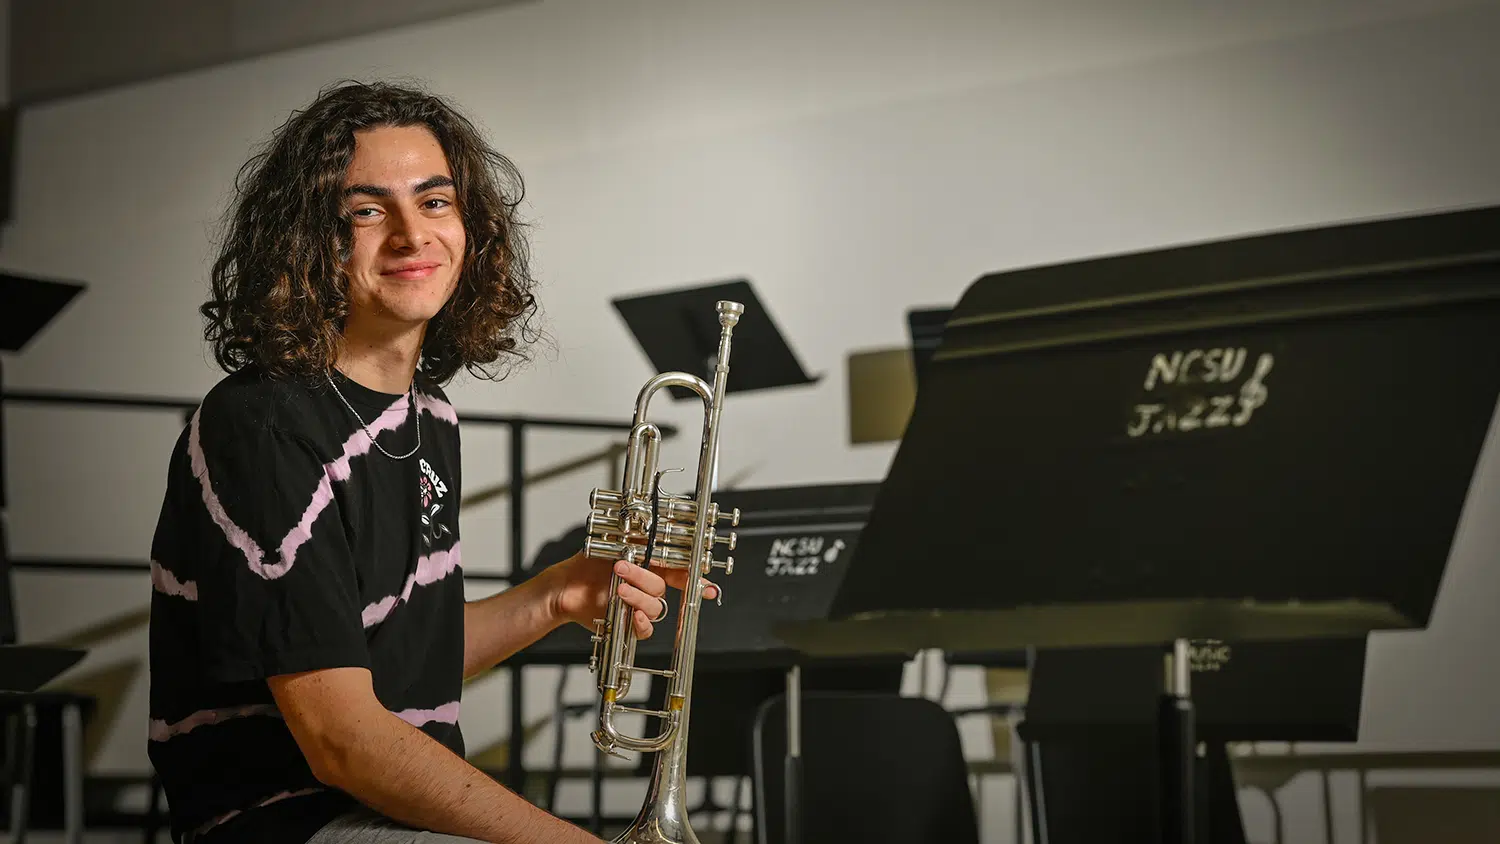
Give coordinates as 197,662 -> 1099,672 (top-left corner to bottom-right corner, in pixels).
196,366 -> 329,447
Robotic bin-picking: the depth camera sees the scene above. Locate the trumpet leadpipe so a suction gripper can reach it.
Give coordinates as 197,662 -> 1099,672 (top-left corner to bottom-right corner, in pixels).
590,489 -> 697,517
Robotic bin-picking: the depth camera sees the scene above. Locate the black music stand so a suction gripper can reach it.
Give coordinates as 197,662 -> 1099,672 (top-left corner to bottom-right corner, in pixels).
1,272 -> 85,513
1,272 -> 87,842
1021,637 -> 1367,843
777,204 -> 1500,844
612,279 -> 819,400
905,307 -> 950,386
906,306 -> 1033,674
1,270 -> 86,672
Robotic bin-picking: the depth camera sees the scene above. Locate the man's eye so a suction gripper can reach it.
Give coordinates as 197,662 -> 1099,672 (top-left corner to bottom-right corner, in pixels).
424,197 -> 452,210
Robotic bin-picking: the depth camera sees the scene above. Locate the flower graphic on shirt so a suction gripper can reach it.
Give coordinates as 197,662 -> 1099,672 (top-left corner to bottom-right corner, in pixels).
421,500 -> 451,547
418,459 -> 452,548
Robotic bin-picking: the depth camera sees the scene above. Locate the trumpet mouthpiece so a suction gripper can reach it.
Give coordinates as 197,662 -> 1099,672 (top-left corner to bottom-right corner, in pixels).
717,300 -> 744,327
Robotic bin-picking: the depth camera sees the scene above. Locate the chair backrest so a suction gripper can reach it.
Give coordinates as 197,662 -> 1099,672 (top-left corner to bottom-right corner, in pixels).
642,661 -> 907,779
751,692 -> 980,844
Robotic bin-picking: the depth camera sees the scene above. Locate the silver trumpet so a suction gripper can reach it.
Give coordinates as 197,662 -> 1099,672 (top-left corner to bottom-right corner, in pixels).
584,300 -> 743,844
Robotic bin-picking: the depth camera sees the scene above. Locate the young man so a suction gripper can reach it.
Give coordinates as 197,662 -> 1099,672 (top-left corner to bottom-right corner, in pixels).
147,81 -> 713,843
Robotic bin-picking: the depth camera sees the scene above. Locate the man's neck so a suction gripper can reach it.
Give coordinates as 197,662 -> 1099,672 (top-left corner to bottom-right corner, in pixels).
335,326 -> 425,394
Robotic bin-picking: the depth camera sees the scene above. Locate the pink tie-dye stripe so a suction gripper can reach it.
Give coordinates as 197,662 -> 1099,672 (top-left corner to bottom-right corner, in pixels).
189,391 -> 414,581
279,472 -> 337,566
416,392 -> 458,425
324,396 -> 412,482
362,543 -> 462,628
148,703 -> 281,742
150,560 -> 198,601
189,787 -> 324,840
394,700 -> 461,728
187,410 -> 268,574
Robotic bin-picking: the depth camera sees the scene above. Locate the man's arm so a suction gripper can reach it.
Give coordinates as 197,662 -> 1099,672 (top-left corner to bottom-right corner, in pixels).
461,566 -> 561,680
269,666 -> 599,844
463,555 -> 692,679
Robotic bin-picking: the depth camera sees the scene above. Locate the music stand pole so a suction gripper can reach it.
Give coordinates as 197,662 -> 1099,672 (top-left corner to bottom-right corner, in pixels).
1161,638 -> 1195,844
785,664 -> 802,844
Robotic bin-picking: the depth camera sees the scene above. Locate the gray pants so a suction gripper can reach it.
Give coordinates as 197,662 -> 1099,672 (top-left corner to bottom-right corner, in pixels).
306,807 -> 486,843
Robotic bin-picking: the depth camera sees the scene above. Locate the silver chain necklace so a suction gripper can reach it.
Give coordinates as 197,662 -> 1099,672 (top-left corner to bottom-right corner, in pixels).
326,371 -> 421,460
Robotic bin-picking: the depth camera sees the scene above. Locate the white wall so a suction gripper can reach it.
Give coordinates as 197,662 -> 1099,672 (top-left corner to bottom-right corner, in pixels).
3,1 -> 1500,840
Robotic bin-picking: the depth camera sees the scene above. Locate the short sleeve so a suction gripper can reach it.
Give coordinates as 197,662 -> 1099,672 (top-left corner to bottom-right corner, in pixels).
186,407 -> 369,683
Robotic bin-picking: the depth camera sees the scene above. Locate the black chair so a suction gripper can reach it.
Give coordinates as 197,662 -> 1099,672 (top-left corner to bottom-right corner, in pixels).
1017,725 -> 1250,844
0,511 -> 98,844
750,692 -> 980,844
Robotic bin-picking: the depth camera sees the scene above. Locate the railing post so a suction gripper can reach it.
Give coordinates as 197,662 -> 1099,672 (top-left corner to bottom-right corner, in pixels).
507,420 -> 527,796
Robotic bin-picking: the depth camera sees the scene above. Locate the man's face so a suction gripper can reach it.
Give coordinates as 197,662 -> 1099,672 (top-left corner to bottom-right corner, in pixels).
341,124 -> 466,336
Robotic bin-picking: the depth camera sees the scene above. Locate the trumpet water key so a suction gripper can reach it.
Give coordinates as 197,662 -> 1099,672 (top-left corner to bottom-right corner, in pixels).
585,300 -> 743,844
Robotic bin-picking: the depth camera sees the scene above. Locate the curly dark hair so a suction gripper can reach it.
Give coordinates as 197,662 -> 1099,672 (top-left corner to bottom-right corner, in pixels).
201,79 -> 539,385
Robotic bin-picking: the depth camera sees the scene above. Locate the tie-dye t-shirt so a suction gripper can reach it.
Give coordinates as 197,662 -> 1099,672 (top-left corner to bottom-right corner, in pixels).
147,366 -> 465,843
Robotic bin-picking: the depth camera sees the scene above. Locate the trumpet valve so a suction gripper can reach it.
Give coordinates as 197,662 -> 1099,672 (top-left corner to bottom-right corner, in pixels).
710,556 -> 734,575
583,535 -> 612,561
714,531 -> 737,551
589,488 -> 625,511
585,512 -> 611,539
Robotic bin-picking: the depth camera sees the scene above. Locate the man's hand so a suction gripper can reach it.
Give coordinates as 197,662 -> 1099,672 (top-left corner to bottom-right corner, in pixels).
459,549 -> 721,679
547,551 -> 720,640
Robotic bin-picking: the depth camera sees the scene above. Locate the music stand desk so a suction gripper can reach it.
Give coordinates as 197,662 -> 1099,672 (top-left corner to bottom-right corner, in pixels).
776,204 -> 1500,844
612,279 -> 818,400
0,646 -> 85,693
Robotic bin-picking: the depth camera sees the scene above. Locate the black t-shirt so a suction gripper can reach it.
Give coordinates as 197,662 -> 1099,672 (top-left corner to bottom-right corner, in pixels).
147,366 -> 466,843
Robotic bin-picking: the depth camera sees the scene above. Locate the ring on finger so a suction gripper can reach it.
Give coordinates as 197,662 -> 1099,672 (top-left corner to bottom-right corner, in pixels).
649,596 -> 670,623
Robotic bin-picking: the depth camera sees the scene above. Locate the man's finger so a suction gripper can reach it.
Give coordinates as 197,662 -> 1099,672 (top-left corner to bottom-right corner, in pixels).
615,560 -> 666,598
617,580 -> 666,617
654,568 -> 720,602
633,610 -> 653,639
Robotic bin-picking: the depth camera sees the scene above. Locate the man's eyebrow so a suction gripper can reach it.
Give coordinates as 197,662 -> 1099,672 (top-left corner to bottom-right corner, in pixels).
415,175 -> 455,193
343,175 -> 455,198
344,183 -> 392,198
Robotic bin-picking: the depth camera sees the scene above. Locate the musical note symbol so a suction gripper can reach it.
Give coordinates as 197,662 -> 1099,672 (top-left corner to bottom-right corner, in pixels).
1232,353 -> 1274,426
823,539 -> 847,564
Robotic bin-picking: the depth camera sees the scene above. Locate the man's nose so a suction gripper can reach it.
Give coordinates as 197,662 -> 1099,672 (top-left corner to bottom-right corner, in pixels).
387,208 -> 430,250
